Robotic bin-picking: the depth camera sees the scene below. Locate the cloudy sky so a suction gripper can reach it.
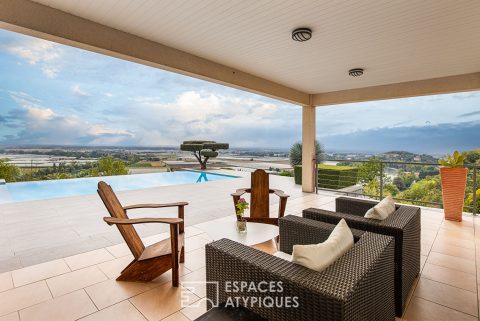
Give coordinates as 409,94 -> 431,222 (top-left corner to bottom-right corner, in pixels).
0,29 -> 479,154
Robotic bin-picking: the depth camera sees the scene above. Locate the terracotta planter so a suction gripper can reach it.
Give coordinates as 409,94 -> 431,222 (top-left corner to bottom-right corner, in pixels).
440,167 -> 467,221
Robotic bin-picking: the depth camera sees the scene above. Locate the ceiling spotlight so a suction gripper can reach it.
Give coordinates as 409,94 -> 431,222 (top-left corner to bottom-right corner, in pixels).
348,68 -> 364,77
292,28 -> 312,42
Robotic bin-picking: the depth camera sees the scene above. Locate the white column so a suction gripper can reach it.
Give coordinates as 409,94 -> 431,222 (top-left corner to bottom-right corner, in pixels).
302,105 -> 316,192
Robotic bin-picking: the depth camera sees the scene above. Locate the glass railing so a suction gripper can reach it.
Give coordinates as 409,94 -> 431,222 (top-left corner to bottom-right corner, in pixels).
314,159 -> 479,215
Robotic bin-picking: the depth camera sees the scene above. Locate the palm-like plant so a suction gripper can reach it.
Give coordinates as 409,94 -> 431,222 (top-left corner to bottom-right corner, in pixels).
289,141 -> 325,166
438,151 -> 466,168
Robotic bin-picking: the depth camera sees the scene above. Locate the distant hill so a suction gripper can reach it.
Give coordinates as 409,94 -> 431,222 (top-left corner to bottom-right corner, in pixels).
379,151 -> 437,163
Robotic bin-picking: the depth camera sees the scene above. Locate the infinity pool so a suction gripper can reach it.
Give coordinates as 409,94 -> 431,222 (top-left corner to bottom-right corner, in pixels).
0,171 -> 237,204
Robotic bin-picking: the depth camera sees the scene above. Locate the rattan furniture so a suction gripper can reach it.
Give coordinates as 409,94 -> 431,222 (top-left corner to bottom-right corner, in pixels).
205,215 -> 396,321
303,197 -> 420,316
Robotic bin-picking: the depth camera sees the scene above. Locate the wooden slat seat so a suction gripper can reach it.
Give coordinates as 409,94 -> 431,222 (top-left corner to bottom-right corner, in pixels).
139,234 -> 185,261
98,181 -> 188,286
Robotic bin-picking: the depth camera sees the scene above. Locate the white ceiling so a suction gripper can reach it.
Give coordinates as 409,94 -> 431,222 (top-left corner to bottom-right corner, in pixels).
31,0 -> 480,94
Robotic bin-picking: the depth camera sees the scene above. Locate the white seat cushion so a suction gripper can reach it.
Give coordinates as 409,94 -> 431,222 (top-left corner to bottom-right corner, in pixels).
291,219 -> 354,272
364,195 -> 396,220
273,251 -> 292,261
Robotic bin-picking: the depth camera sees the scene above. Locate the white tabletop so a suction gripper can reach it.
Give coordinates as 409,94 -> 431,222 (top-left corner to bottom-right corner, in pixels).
203,220 -> 279,246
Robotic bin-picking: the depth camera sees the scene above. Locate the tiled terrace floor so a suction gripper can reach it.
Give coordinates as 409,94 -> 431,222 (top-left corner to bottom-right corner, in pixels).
0,172 -> 479,320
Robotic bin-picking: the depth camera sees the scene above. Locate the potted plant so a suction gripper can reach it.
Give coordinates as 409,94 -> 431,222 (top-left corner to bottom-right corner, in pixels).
439,151 -> 467,221
235,198 -> 249,233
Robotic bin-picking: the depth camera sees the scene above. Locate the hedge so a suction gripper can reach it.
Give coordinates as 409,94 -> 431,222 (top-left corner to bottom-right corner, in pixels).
294,165 -> 359,190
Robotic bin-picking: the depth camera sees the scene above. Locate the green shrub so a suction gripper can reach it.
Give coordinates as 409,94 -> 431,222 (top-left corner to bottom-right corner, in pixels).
294,165 -> 359,189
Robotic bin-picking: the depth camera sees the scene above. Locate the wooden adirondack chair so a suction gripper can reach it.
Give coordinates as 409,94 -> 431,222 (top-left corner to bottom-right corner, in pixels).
97,181 -> 187,286
231,169 -> 289,225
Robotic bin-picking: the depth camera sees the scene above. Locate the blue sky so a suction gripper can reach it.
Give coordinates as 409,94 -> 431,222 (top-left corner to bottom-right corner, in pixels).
0,29 -> 479,154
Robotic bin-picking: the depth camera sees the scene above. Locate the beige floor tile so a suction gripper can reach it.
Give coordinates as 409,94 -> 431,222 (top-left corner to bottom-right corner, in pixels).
441,219 -> 474,230
434,234 -> 475,250
64,249 -> 115,271
11,259 -> 70,287
420,255 -> 427,270
0,281 -> 51,316
185,226 -> 204,238
403,297 -> 477,321
0,313 -> 19,321
47,265 -> 108,297
436,228 -> 475,241
143,233 -> 169,246
184,236 -> 209,253
426,252 -> 476,275
130,283 -> 200,321
161,312 -> 189,321
180,267 -> 206,298
414,278 -> 477,316
96,255 -> 134,279
431,243 -> 475,260
421,241 -> 433,256
183,248 -> 205,271
85,279 -> 154,310
105,243 -> 131,258
78,301 -> 146,321
421,263 -> 476,292
0,272 -> 13,293
19,290 -> 97,321
197,233 -> 213,242
180,299 -> 208,320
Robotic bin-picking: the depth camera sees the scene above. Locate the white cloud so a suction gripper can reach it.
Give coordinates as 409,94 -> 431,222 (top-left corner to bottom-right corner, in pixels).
128,91 -> 300,146
71,84 -> 90,97
6,92 -> 134,145
5,38 -> 63,78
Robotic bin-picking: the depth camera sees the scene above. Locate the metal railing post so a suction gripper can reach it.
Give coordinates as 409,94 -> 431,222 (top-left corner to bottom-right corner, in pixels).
314,158 -> 318,194
473,166 -> 477,216
379,162 -> 384,200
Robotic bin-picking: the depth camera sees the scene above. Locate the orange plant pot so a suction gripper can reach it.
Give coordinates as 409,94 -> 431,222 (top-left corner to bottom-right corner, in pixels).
440,167 -> 467,222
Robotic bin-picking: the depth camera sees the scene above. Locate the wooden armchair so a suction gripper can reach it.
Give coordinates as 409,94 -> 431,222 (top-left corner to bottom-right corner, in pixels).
97,181 -> 188,286
231,169 -> 289,225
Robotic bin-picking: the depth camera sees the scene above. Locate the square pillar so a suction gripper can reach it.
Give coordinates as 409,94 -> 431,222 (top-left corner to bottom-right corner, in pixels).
302,105 -> 316,192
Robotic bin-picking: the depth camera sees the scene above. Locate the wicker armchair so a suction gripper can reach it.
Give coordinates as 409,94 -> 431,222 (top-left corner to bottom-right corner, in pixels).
205,215 -> 395,321
302,197 -> 421,316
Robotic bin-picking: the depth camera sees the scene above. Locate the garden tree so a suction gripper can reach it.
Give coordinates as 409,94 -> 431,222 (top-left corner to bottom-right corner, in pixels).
393,177 -> 405,191
418,165 -> 439,179
358,157 -> 382,184
289,141 -> 325,166
465,149 -> 480,164
393,171 -> 417,191
0,159 -> 20,182
396,176 -> 443,205
90,156 -> 128,176
180,140 -> 229,170
357,157 -> 399,197
465,189 -> 480,214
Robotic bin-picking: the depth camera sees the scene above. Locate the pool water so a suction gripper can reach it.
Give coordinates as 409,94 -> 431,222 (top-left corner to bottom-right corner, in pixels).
0,171 -> 237,204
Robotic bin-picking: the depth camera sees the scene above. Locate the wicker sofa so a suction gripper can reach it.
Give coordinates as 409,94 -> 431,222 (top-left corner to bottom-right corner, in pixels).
205,215 -> 396,321
303,197 -> 421,316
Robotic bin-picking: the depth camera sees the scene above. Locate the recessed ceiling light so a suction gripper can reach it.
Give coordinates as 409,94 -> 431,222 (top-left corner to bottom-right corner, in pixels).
292,28 -> 312,42
348,68 -> 364,77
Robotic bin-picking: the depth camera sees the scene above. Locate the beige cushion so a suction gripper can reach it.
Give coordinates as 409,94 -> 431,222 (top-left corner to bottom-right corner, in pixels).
291,219 -> 354,272
364,195 -> 396,220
